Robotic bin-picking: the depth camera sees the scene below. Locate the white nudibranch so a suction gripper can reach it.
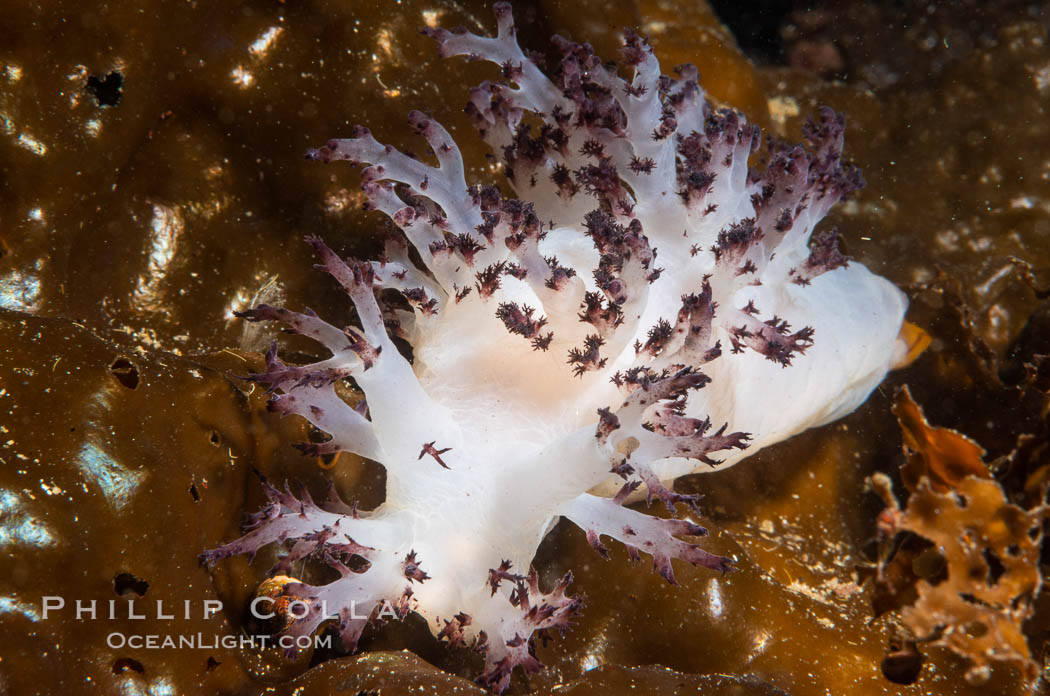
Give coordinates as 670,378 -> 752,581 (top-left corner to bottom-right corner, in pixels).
202,4 -> 908,691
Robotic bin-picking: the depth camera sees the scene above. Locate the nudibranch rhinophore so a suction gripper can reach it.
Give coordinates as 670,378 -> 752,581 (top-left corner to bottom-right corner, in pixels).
203,4 -> 908,691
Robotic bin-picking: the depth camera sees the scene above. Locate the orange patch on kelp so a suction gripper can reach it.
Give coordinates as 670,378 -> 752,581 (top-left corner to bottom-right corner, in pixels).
890,321 -> 932,370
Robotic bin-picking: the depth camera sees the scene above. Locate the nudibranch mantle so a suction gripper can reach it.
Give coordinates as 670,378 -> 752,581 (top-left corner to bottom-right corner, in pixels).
204,4 -> 907,691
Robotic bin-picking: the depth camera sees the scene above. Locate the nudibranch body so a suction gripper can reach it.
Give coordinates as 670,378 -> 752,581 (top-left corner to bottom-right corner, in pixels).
204,5 -> 907,691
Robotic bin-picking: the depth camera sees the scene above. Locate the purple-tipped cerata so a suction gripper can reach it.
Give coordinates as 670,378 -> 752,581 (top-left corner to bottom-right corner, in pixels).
205,4 -> 908,691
